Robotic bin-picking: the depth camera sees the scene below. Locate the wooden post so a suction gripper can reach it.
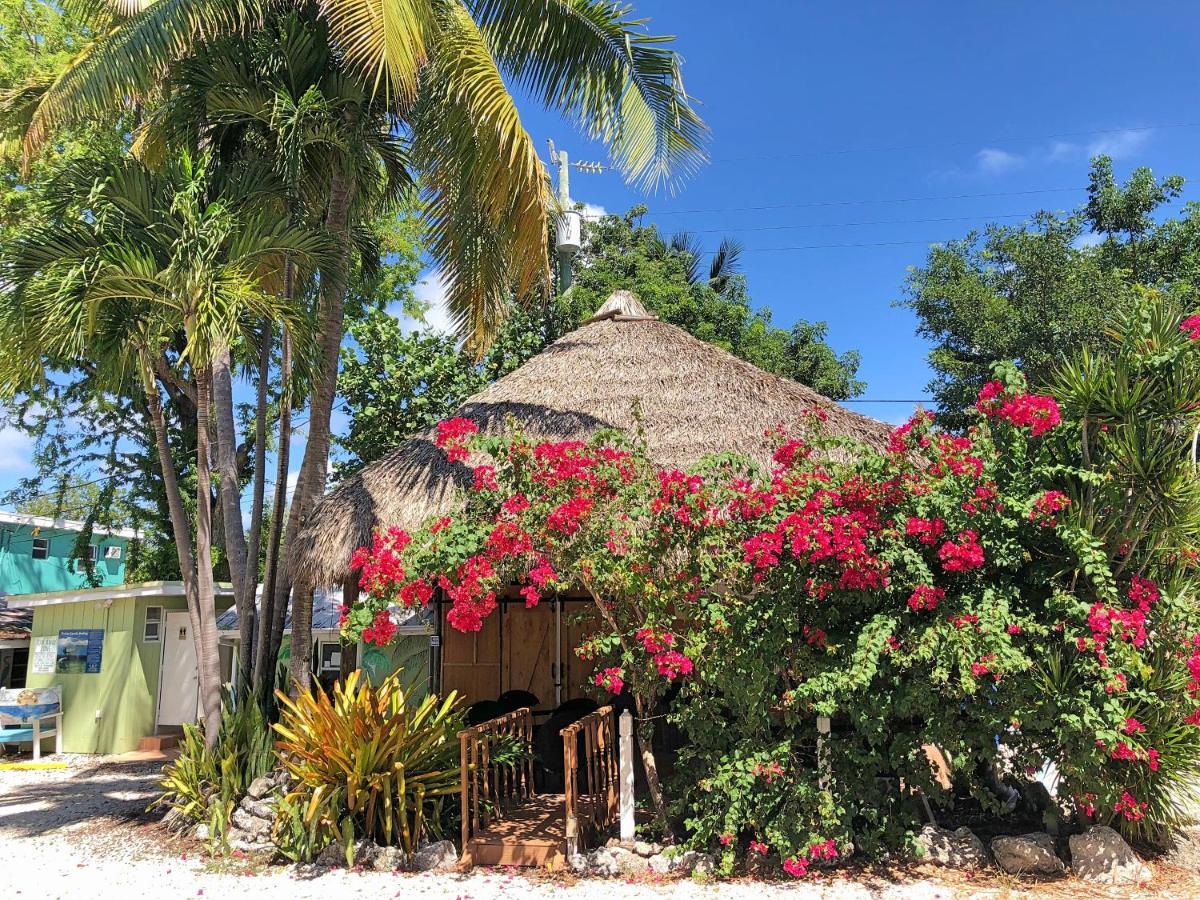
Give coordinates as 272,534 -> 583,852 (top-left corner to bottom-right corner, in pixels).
459,728 -> 471,865
563,724 -> 579,857
817,715 -> 831,791
619,710 -> 635,840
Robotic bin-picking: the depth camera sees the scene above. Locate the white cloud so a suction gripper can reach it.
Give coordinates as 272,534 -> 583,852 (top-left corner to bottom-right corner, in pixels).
975,148 -> 1023,175
580,202 -> 607,221
285,470 -> 301,503
1049,129 -> 1151,163
1073,231 -> 1105,249
0,425 -> 33,474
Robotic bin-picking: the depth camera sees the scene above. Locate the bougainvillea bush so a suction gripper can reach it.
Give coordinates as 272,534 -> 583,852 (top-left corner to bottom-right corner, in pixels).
343,291 -> 1200,872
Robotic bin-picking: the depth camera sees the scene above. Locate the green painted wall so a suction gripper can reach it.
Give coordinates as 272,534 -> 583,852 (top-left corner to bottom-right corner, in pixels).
25,593 -> 223,754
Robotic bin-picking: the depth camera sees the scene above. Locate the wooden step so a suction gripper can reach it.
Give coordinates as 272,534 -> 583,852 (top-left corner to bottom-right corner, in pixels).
463,793 -> 568,869
137,734 -> 178,752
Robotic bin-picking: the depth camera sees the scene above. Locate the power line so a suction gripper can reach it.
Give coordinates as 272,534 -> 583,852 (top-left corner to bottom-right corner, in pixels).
676,211 -> 1039,235
707,238 -> 956,253
706,121 -> 1200,163
623,187 -> 1084,218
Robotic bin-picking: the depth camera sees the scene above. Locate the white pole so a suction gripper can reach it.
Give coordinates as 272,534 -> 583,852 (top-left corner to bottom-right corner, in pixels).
619,710 -> 635,840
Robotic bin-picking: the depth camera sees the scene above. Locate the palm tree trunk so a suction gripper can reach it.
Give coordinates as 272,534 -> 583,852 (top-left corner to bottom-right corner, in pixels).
240,324 -> 271,689
193,361 -> 224,743
257,325 -> 292,701
282,167 -> 356,694
212,342 -> 253,689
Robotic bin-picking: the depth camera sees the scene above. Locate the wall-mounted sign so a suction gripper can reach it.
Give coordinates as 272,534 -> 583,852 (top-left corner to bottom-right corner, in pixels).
57,629 -> 104,674
31,636 -> 57,674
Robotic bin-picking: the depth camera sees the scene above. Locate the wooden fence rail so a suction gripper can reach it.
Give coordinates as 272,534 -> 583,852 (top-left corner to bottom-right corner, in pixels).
561,705 -> 619,857
458,707 -> 536,855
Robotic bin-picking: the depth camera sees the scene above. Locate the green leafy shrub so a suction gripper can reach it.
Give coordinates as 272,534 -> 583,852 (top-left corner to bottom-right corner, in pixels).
271,670 -> 463,864
153,691 -> 275,846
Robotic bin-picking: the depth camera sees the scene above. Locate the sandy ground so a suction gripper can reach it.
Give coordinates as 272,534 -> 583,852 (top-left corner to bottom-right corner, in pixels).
1,755 -> 1197,899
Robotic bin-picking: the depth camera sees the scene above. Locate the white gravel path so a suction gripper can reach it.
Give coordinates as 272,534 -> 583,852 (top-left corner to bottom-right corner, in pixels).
0,755 -> 1190,899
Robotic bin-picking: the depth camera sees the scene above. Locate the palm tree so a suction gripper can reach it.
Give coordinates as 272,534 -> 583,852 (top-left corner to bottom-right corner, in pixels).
0,153 -> 330,743
136,11 -> 411,697
16,0 -> 706,693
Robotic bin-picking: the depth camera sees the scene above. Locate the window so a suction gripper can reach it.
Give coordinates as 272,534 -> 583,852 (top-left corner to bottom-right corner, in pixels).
31,537 -> 49,560
317,641 -> 342,673
89,545 -> 99,563
143,606 -> 162,642
104,545 -> 122,560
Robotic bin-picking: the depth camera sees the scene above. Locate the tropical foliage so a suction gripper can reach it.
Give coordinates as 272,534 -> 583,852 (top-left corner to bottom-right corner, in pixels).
901,155 -> 1199,427
153,694 -> 275,847
272,670 -> 463,864
343,290 -> 1200,870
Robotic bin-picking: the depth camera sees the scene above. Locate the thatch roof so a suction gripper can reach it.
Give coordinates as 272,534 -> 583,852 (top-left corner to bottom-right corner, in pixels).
292,290 -> 890,587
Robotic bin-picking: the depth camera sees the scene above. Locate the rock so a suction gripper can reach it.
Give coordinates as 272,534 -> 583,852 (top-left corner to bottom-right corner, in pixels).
410,839 -> 458,872
315,840 -> 378,869
584,846 -> 649,877
239,797 -> 276,820
691,853 -> 716,877
670,850 -> 714,876
192,823 -> 210,841
246,776 -> 275,800
568,853 -> 591,873
1069,825 -> 1152,885
230,807 -> 272,839
372,846 -> 405,871
633,840 -> 662,857
648,854 -> 671,874
1163,827 -> 1200,871
915,825 -> 988,869
991,833 -> 1065,875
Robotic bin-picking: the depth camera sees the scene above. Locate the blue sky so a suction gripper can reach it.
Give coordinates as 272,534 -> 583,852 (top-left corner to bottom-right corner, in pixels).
2,1 -> 1199,510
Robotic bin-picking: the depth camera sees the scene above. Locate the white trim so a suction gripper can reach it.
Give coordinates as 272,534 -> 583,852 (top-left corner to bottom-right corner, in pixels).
0,510 -> 140,540
7,580 -> 235,609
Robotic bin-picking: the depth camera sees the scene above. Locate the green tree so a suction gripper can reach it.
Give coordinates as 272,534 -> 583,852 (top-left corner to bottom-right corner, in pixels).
901,156 -> 1199,427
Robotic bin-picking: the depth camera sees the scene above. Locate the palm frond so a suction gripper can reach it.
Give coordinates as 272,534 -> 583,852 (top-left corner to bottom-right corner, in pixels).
708,236 -> 743,295
411,2 -> 550,353
468,0 -> 708,192
318,0 -> 434,106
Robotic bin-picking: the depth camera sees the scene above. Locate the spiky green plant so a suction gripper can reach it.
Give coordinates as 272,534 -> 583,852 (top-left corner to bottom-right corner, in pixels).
272,670 -> 463,863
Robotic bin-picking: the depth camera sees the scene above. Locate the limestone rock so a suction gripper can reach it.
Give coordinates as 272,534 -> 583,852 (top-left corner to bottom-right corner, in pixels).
411,839 -> 458,872
584,846 -> 649,877
915,825 -> 988,868
633,840 -> 662,857
991,833 -> 1065,875
372,846 -> 405,871
239,797 -> 276,820
246,776 -> 275,800
1069,825 -> 1152,885
230,807 -> 271,839
315,839 -> 378,868
670,849 -> 714,875
648,854 -> 671,874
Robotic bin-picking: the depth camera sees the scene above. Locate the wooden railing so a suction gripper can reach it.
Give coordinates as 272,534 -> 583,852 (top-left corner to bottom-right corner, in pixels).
458,707 -> 536,854
560,705 -> 619,857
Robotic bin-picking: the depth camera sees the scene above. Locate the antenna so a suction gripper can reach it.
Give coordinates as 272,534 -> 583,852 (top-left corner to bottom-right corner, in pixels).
547,141 -> 607,292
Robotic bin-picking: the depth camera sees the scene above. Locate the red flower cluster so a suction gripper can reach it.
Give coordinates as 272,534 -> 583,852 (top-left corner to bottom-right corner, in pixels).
1086,577 -> 1160,655
938,529 -> 985,572
653,650 -> 694,680
435,417 -> 478,462
970,653 -> 996,678
485,522 -> 533,561
782,839 -> 838,878
906,516 -> 945,546
546,495 -> 594,536
886,410 -> 934,454
351,526 -> 411,595
398,578 -> 433,607
440,556 -> 497,632
636,627 -> 675,654
362,609 -> 396,646
472,465 -> 498,492
1030,490 -> 1070,526
907,584 -> 944,612
751,760 -> 784,782
593,667 -> 624,694
1114,790 -> 1148,821
976,381 -> 1062,437
1181,314 -> 1200,341
748,839 -> 769,855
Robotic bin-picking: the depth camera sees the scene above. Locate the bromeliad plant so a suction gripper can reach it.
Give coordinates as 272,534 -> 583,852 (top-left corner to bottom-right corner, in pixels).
271,670 -> 462,864
343,290 -> 1200,870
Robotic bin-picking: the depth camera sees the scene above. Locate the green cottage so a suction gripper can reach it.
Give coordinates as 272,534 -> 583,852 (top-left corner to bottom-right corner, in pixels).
9,581 -> 234,754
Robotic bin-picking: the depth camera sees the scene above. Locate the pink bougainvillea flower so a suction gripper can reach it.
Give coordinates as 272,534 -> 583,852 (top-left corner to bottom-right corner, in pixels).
938,529 -> 985,572
434,416 -> 478,462
907,584 -> 944,612
1029,490 -> 1070,526
593,667 -> 624,695
1180,314 -> 1200,341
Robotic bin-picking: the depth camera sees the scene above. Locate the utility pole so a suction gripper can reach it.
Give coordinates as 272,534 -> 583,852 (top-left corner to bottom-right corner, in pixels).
547,140 -> 606,293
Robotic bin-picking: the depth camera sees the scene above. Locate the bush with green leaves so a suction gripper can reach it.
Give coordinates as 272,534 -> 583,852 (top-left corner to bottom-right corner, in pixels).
345,289 -> 1200,874
271,670 -> 463,865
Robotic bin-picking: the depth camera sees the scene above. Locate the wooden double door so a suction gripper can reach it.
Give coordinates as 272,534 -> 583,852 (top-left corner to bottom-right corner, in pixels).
439,598 -> 595,710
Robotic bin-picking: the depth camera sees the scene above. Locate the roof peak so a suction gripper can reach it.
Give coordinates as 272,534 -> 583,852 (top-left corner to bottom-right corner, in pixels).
582,289 -> 657,324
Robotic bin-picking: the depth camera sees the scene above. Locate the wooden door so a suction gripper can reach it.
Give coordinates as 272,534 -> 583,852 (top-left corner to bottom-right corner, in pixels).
439,606 -> 500,705
503,601 -> 557,710
561,601 -> 601,701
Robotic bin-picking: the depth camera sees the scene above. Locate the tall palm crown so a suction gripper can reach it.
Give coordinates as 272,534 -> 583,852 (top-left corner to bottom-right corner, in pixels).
23,0 -> 707,349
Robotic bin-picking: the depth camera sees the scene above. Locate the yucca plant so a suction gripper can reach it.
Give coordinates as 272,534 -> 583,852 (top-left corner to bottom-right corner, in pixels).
272,670 -> 463,864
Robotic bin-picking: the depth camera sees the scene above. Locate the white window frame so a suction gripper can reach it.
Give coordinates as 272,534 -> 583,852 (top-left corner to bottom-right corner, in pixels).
89,544 -> 99,563
31,537 -> 49,560
143,606 -> 163,642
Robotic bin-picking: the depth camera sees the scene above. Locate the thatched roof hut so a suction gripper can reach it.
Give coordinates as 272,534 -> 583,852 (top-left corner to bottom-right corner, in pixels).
292,290 -> 890,587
